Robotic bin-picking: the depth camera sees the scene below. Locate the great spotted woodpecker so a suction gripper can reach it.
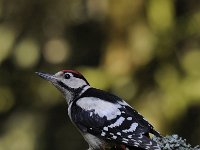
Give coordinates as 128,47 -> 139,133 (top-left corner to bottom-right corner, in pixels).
36,70 -> 161,150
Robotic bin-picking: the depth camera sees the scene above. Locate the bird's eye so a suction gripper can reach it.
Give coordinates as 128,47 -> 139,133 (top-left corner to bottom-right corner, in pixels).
64,73 -> 71,79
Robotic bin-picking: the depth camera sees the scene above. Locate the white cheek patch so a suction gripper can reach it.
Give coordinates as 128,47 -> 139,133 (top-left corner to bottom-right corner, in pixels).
76,97 -> 122,120
63,77 -> 88,89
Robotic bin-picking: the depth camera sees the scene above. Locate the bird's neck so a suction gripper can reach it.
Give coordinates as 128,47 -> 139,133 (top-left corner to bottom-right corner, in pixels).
65,85 -> 91,105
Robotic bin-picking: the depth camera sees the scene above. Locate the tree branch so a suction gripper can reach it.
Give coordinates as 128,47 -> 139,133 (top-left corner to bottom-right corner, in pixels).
152,134 -> 200,150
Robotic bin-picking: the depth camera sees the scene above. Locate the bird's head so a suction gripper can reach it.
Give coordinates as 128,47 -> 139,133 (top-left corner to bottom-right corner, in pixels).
36,70 -> 90,104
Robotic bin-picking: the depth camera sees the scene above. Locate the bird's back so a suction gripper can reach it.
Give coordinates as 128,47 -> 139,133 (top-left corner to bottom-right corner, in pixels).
70,88 -> 160,150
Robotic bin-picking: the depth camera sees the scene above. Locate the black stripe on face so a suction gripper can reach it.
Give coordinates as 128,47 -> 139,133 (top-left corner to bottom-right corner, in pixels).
56,80 -> 87,100
57,81 -> 69,90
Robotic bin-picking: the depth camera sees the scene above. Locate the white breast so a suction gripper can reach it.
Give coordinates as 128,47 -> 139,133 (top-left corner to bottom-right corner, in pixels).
83,133 -> 105,150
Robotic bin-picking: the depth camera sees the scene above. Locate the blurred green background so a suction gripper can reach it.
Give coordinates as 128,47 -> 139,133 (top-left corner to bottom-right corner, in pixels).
0,0 -> 200,149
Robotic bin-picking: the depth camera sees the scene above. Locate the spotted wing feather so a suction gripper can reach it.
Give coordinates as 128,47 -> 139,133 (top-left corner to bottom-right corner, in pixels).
71,88 -> 160,150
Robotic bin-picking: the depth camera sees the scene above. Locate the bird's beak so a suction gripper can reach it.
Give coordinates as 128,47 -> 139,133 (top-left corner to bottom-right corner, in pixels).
35,72 -> 57,82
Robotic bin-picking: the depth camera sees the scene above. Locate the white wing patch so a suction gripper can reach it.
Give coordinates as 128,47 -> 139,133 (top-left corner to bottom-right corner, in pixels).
127,117 -> 132,120
76,97 -> 122,120
122,123 -> 138,133
112,135 -> 117,139
101,132 -> 106,136
103,127 -> 108,131
108,117 -> 125,128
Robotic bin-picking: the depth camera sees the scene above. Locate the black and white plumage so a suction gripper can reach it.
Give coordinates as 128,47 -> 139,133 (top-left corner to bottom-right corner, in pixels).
36,70 -> 161,150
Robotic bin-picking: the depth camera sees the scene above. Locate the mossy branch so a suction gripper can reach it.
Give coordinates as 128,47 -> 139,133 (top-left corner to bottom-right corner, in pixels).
152,134 -> 200,150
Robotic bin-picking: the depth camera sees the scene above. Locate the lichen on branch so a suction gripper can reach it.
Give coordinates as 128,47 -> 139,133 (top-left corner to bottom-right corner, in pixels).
152,134 -> 200,150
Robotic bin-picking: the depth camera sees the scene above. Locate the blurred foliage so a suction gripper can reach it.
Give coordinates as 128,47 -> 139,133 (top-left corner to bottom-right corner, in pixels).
0,0 -> 200,149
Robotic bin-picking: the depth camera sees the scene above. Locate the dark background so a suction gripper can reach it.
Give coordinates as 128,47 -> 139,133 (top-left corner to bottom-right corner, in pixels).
0,0 -> 200,149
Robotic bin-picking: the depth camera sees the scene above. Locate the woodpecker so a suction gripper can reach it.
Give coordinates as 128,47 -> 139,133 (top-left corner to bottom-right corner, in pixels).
36,70 -> 161,150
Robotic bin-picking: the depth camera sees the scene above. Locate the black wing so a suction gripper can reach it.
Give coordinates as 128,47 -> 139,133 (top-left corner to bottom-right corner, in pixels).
71,88 -> 160,150
78,88 -> 160,136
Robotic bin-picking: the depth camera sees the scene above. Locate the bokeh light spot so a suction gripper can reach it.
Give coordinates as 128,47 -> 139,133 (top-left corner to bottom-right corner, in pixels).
147,0 -> 174,31
129,23 -> 157,65
43,38 -> 70,64
14,39 -> 40,68
103,42 -> 132,76
79,67 -> 109,90
181,49 -> 200,76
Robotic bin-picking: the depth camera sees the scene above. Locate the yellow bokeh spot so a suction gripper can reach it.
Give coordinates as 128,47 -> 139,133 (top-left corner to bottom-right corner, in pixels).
103,41 -> 132,76
129,23 -> 157,65
78,67 -> 110,90
43,38 -> 70,64
147,0 -> 174,32
14,39 -> 40,68
181,49 -> 200,76
155,64 -> 180,91
182,77 -> 200,100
